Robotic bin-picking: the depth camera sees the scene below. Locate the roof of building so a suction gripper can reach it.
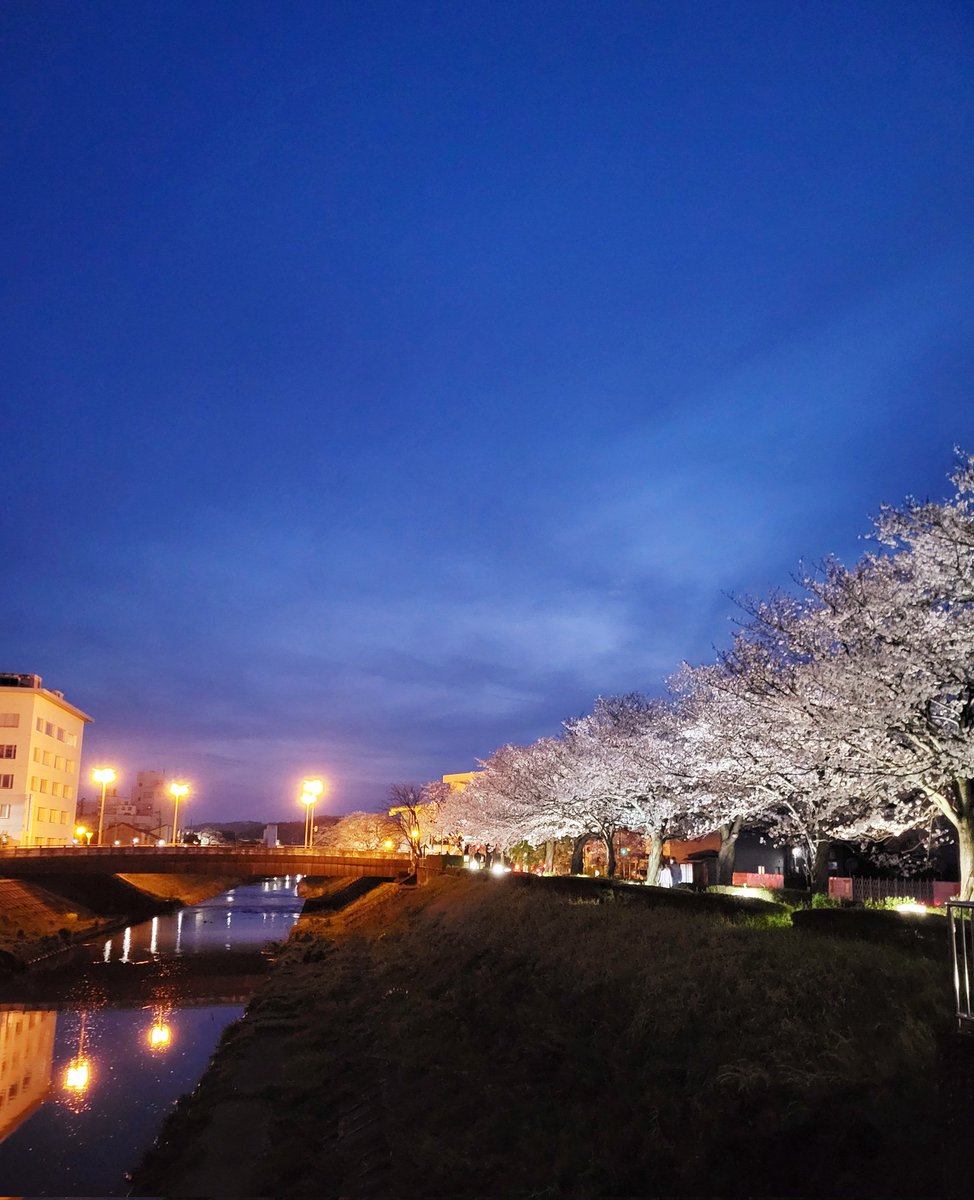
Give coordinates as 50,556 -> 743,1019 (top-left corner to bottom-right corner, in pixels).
0,673 -> 93,723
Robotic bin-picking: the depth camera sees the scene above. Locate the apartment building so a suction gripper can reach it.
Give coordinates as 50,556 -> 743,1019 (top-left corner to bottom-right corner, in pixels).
0,674 -> 92,847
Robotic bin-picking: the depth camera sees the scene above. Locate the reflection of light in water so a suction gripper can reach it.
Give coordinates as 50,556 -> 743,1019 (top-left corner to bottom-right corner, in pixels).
121,927 -> 132,964
146,1006 -> 173,1052
103,939 -> 112,963
150,916 -> 159,956
64,1059 -> 89,1090
148,1023 -> 170,1048
61,1012 -> 93,1111
176,909 -> 183,954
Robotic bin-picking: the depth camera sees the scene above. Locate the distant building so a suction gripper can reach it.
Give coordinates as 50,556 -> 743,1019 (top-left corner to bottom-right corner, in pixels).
100,818 -> 166,847
0,673 -> 92,847
442,772 -> 479,790
77,769 -> 174,842
131,770 -> 170,820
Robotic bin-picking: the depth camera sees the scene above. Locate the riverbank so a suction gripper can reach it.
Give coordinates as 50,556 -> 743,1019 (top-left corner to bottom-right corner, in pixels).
130,872 -> 958,1198
0,874 -> 242,971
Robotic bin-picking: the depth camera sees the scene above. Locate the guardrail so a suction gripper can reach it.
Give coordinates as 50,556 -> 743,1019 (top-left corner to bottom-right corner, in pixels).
948,900 -> 974,1032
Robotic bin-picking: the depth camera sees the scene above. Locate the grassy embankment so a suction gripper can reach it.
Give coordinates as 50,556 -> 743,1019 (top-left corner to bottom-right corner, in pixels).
0,875 -> 240,970
132,873 -> 956,1199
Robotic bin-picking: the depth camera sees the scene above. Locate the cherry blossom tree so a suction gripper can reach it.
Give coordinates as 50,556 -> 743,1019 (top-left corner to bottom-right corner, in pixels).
720,453 -> 974,894
316,810 -> 399,852
668,664 -> 770,884
566,694 -> 709,884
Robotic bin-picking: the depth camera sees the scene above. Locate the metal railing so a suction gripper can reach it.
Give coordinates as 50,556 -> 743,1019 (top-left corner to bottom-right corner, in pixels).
853,876 -> 935,904
948,901 -> 974,1032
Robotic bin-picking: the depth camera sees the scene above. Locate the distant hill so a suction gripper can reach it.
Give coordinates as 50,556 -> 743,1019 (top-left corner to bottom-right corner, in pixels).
187,816 -> 340,846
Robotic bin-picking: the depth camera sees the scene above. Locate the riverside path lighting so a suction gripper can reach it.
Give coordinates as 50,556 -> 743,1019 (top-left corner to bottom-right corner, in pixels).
169,782 -> 189,845
91,767 -> 117,846
300,778 -> 325,849
75,825 -> 93,846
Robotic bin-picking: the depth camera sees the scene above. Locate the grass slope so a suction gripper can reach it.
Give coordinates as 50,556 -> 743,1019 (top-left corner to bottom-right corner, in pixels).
133,873 -> 954,1198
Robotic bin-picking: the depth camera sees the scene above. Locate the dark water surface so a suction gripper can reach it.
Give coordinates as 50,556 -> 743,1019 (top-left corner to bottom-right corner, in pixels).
0,876 -> 303,1197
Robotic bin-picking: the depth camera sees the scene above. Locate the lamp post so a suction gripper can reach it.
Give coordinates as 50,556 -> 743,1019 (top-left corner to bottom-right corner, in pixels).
92,767 -> 117,847
169,782 -> 189,845
300,778 -> 324,849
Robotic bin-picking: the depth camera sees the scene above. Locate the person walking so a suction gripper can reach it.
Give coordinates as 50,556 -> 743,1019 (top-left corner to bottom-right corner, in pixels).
669,857 -> 682,887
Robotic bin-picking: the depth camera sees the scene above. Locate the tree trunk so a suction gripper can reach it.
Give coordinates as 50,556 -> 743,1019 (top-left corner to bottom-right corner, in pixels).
811,838 -> 831,894
544,840 -> 555,874
604,831 -> 616,879
716,819 -> 742,885
570,832 -> 590,875
645,831 -> 663,886
955,779 -> 974,901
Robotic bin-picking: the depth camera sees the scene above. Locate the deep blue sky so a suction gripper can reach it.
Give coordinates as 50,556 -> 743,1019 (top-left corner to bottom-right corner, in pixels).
3,1 -> 972,821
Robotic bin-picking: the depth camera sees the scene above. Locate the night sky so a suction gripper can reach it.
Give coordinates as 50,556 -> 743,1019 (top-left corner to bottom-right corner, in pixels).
3,2 -> 972,821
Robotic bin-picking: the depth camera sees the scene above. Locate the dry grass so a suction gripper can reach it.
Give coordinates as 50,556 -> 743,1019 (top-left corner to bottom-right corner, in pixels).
134,873 -> 954,1198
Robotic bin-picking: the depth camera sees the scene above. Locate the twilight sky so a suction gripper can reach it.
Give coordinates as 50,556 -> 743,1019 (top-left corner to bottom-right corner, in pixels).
3,1 -> 973,822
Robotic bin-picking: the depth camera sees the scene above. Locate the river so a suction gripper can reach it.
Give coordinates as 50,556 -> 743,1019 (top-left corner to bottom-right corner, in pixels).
0,876 -> 303,1197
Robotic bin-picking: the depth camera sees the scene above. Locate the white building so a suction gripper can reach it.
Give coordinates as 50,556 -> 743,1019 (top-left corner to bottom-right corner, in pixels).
0,673 -> 92,847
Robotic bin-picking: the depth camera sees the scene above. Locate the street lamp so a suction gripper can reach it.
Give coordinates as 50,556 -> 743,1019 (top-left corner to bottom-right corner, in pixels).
75,825 -> 93,846
91,767 -> 117,846
169,782 -> 189,845
300,778 -> 324,849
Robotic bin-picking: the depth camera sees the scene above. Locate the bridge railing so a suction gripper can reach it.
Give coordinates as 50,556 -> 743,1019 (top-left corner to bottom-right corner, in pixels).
0,845 -> 413,859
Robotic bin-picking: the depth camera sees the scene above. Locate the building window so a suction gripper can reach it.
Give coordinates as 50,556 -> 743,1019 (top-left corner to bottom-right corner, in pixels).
36,807 -> 47,822
66,732 -> 77,747
33,748 -> 41,763
0,714 -> 20,728
60,810 -> 68,823
66,759 -> 75,773
42,751 -> 51,767
0,804 -> 10,818
0,776 -> 12,790
38,779 -> 48,794
56,727 -> 64,742
54,756 -> 63,771
30,776 -> 38,791
51,783 -> 60,798
44,721 -> 54,737
0,745 -> 15,758
36,717 -> 44,732
62,786 -> 72,801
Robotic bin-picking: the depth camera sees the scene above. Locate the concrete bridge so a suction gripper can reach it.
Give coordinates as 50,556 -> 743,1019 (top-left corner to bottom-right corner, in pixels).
0,844 -> 420,879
